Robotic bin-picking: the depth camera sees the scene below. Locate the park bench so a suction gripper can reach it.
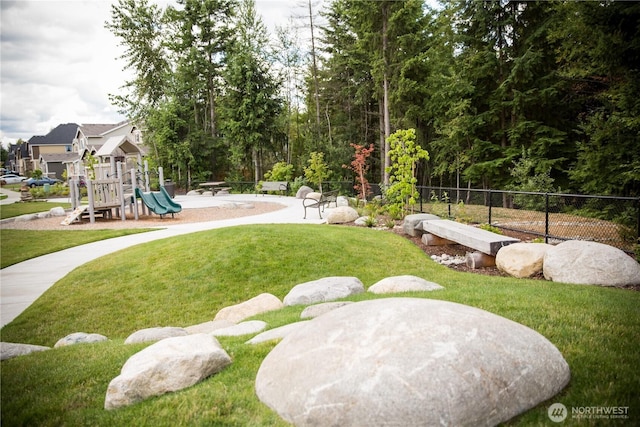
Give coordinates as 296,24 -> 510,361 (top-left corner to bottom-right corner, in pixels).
257,181 -> 289,196
419,219 -> 520,268
303,190 -> 338,219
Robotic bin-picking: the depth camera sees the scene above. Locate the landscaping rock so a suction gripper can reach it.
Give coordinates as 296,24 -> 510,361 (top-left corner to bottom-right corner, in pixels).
296,186 -> 314,199
496,242 -> 553,278
213,293 -> 283,323
300,302 -> 354,319
246,322 -> 311,345
283,276 -> 365,306
54,332 -> 108,348
1,342 -> 50,361
256,298 -> 570,427
543,240 -> 640,286
326,206 -> 359,224
105,334 -> 231,410
354,216 -> 375,227
185,320 -> 236,335
186,190 -> 200,196
402,213 -> 441,237
305,191 -> 321,201
49,207 -> 67,217
124,327 -> 188,345
336,196 -> 349,207
367,275 -> 444,294
211,320 -> 267,337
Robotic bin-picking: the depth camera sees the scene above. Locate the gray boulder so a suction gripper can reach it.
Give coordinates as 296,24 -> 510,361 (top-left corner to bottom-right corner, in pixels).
543,240 -> 640,286
283,276 -> 365,306
49,207 -> 67,217
105,334 -> 231,410
296,186 -> 314,199
54,332 -> 108,348
326,206 -> 359,224
368,275 -> 444,294
300,302 -> 354,319
213,293 -> 283,323
402,213 -> 441,237
211,320 -> 267,337
124,327 -> 188,345
496,242 -> 553,278
256,298 -> 570,427
1,342 -> 50,361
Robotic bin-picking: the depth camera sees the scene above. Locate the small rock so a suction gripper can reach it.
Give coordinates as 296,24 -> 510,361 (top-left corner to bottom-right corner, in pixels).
1,342 -> 51,361
54,332 -> 108,348
283,276 -> 365,306
496,242 -> 552,278
49,207 -> 67,217
368,275 -> 444,294
185,320 -> 236,334
211,320 -> 267,337
246,322 -> 311,344
300,302 -> 354,319
124,327 -> 188,345
213,293 -> 283,323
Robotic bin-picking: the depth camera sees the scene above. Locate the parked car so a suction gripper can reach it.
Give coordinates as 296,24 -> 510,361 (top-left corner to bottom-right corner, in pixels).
0,174 -> 27,185
24,176 -> 62,187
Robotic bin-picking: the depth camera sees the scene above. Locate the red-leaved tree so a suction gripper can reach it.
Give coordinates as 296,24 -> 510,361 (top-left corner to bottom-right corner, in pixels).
343,143 -> 375,201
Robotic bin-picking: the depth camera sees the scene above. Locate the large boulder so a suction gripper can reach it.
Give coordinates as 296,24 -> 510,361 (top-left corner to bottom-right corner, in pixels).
54,332 -> 108,348
283,276 -> 365,306
367,275 -> 444,294
326,206 -> 359,224
543,240 -> 640,286
1,342 -> 50,361
256,298 -> 570,427
213,293 -> 283,323
105,334 -> 231,410
124,327 -> 188,345
296,186 -> 314,199
496,243 -> 553,278
402,213 -> 441,237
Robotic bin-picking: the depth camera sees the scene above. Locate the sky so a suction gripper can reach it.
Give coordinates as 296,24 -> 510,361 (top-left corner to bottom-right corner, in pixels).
0,0 -> 321,148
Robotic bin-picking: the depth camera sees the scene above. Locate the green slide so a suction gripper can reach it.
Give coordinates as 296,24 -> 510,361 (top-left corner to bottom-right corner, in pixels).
135,187 -> 181,217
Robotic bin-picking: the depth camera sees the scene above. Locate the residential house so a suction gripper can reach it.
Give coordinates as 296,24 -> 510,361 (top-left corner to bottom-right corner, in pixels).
28,123 -> 78,179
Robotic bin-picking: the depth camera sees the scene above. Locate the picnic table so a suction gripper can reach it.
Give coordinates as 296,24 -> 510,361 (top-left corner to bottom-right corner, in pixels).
198,182 -> 230,195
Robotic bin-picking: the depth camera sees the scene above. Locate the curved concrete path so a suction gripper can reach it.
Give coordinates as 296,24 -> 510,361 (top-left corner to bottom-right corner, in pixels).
1,192 -> 325,327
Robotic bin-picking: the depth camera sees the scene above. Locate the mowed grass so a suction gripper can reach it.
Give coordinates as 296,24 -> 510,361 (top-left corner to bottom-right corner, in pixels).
1,224 -> 639,426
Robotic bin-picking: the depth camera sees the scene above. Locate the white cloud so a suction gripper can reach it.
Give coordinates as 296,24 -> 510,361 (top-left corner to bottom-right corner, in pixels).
0,0 -> 319,148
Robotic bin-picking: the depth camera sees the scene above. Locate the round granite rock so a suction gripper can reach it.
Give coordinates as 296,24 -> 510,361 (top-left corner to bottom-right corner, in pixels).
255,298 -> 570,426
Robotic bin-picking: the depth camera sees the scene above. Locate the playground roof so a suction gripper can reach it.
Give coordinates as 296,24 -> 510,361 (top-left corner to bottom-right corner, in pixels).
95,135 -> 143,157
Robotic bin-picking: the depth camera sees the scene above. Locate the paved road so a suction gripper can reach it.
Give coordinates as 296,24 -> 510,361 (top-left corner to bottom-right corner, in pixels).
1,191 -> 323,327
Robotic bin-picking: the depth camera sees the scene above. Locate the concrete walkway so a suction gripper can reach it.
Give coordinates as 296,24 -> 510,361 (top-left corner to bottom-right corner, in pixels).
1,192 -> 325,327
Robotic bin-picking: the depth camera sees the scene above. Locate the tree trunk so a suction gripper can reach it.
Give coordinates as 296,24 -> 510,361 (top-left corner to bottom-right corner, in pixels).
382,4 -> 391,186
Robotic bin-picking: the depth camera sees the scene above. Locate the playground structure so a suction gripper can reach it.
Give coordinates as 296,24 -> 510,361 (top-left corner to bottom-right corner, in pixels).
64,135 -> 181,224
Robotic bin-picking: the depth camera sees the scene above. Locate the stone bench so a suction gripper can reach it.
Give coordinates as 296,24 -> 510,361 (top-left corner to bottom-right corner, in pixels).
420,219 -> 520,268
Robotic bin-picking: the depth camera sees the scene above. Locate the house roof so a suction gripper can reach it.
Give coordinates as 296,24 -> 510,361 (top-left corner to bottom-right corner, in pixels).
95,135 -> 143,157
29,123 -> 79,145
80,121 -> 129,137
39,153 -> 79,163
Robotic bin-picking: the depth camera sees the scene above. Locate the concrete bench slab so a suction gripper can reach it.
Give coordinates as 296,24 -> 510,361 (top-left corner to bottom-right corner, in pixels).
421,219 -> 519,256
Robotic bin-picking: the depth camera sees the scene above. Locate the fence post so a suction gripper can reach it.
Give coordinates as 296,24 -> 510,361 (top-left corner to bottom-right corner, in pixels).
545,193 -> 550,244
488,190 -> 492,224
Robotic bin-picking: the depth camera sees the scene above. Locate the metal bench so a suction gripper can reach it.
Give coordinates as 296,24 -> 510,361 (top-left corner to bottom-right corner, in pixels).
303,190 -> 338,219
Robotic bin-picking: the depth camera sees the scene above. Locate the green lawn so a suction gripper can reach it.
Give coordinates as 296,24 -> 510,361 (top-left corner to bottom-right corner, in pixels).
1,224 -> 639,426
0,201 -> 154,268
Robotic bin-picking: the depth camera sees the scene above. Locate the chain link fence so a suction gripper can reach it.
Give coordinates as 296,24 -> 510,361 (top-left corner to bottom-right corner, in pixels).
417,186 -> 639,256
